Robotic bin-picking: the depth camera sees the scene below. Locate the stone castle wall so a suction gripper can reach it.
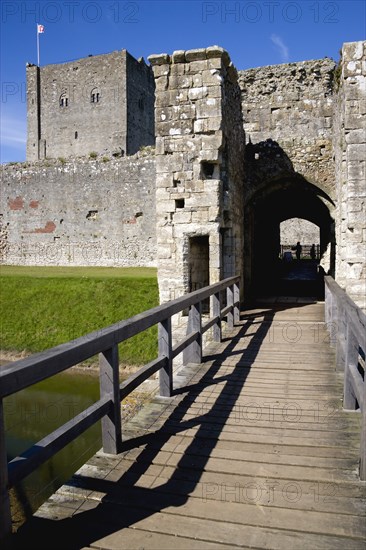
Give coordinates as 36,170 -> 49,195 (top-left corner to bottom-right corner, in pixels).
239,58 -> 336,197
280,219 -> 320,246
2,41 -> 365,308
1,153 -> 156,267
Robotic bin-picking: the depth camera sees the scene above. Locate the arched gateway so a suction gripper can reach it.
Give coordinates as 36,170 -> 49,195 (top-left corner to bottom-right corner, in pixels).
149,41 -> 365,314
243,140 -> 335,299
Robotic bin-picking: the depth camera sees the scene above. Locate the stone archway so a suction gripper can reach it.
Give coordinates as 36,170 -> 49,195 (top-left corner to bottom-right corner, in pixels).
243,176 -> 335,299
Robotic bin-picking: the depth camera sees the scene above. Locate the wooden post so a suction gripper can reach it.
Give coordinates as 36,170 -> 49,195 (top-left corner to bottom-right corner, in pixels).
324,282 -> 331,325
159,318 -> 173,397
331,309 -> 349,372
329,292 -> 338,348
227,285 -> 234,329
360,379 -> 366,480
212,291 -> 222,342
99,345 -> 122,454
0,399 -> 12,541
343,325 -> 359,410
234,281 -> 240,324
335,297 -> 346,372
325,283 -> 334,344
183,302 -> 202,365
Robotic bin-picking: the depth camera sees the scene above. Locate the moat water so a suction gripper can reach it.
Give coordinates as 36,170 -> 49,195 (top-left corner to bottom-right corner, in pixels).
3,368 -> 101,524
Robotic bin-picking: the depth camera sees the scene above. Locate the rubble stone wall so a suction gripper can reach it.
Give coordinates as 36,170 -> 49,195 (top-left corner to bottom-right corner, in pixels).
280,219 -> 320,246
1,154 -> 156,267
239,58 -> 336,197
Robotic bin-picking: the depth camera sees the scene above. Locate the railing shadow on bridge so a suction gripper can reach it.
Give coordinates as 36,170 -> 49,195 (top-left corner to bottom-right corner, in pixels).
1,276 -> 242,542
1,276 -> 365,548
5,302 -> 311,549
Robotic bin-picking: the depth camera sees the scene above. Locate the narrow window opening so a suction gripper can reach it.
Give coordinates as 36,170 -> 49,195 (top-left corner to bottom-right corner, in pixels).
75,131 -> 78,139
59,92 -> 69,107
91,87 -> 100,103
175,199 -> 185,209
201,161 -> 215,179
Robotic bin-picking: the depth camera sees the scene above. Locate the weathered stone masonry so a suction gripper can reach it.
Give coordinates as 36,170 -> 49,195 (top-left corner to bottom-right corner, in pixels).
27,50 -> 155,161
1,153 -> 156,267
147,42 -> 365,308
238,57 -> 338,295
148,46 -> 245,306
333,42 -> 366,307
239,57 -> 336,196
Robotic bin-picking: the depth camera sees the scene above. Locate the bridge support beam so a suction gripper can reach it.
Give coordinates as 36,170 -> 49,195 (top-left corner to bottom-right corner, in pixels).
361,394 -> 366,480
234,282 -> 240,324
212,292 -> 222,342
227,286 -> 234,329
344,324 -> 359,410
183,302 -> 202,365
159,318 -> 173,396
99,346 -> 123,454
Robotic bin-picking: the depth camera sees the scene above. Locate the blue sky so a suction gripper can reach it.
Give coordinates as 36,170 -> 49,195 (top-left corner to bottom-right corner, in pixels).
1,0 -> 365,163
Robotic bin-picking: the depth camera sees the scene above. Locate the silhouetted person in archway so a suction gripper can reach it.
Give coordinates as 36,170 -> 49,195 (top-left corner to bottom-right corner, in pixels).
295,241 -> 302,260
310,244 -> 316,261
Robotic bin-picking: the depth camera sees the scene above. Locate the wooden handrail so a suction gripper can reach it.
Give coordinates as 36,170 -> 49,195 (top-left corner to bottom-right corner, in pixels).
324,276 -> 366,480
8,395 -> 112,487
0,276 -> 239,398
0,276 -> 240,539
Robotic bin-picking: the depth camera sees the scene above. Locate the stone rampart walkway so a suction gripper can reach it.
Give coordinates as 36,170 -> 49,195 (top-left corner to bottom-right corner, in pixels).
8,302 -> 366,549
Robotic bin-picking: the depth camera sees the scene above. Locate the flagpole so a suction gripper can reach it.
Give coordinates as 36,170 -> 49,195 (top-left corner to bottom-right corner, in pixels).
37,24 -> 40,66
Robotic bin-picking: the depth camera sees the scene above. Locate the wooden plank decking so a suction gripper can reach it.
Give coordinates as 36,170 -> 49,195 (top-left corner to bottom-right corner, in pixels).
7,301 -> 366,549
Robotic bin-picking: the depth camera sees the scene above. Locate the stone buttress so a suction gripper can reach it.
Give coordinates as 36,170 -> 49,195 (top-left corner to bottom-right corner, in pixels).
148,46 -> 245,313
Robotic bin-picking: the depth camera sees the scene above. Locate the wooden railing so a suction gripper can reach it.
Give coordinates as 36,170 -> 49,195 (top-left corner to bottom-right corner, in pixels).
0,276 -> 240,539
324,276 -> 366,480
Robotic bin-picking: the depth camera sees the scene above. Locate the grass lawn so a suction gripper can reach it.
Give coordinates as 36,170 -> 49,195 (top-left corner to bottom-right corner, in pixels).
0,265 -> 159,365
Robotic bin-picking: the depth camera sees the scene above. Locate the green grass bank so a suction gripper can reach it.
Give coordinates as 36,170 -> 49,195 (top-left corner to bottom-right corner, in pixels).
0,266 -> 159,365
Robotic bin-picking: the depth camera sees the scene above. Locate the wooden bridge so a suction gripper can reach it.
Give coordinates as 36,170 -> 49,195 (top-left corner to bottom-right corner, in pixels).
1,276 -> 366,549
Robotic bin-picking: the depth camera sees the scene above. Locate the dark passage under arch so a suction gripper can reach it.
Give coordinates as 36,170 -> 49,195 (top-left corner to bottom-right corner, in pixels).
244,177 -> 335,300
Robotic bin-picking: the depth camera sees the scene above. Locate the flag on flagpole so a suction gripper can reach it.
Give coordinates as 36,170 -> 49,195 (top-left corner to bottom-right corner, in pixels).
37,24 -> 45,66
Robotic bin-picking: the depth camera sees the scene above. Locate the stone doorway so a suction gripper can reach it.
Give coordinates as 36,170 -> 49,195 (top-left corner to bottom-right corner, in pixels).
243,178 -> 335,300
188,235 -> 209,292
188,236 -> 210,311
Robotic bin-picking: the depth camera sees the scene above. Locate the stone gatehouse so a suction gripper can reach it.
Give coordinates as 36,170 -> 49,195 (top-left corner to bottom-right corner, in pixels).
1,41 -> 365,309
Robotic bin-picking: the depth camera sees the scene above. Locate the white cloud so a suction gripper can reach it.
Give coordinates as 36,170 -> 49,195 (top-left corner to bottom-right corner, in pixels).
270,34 -> 289,63
0,113 -> 26,162
0,114 -> 27,148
